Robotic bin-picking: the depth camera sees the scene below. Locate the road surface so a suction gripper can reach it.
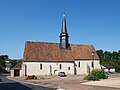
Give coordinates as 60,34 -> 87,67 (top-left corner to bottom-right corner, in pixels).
0,72 -> 56,90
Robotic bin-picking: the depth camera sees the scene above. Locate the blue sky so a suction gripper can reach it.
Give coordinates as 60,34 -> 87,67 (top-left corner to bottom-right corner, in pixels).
0,0 -> 120,59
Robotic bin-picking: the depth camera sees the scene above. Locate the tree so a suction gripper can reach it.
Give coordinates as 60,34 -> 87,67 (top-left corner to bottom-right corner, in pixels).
96,50 -> 120,73
0,55 -> 9,71
10,59 -> 18,68
96,50 -> 104,60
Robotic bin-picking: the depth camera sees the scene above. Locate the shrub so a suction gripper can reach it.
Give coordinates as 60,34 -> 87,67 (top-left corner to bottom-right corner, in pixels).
26,75 -> 37,80
84,69 -> 108,81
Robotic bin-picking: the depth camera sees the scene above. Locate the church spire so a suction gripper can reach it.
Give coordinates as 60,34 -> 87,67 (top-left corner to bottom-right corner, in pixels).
60,13 -> 69,49
61,13 -> 67,33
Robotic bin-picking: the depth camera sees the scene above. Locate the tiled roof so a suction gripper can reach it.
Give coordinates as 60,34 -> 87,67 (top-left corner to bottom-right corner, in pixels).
102,64 -> 114,69
23,41 -> 99,62
11,62 -> 22,70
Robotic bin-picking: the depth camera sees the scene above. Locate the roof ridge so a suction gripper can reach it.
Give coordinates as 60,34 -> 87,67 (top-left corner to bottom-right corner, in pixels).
26,41 -> 93,46
26,41 -> 59,44
71,44 -> 93,46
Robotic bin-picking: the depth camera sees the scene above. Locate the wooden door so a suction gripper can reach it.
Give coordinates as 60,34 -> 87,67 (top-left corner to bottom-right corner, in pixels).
14,70 -> 20,76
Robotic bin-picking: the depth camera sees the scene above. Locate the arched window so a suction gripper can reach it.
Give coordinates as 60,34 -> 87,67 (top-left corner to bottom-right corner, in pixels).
40,64 -> 42,70
91,62 -> 93,68
78,61 -> 80,67
60,64 -> 62,69
68,67 -> 70,70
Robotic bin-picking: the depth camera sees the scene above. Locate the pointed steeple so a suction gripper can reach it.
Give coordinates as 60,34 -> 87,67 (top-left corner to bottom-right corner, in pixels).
60,13 -> 69,49
61,13 -> 67,33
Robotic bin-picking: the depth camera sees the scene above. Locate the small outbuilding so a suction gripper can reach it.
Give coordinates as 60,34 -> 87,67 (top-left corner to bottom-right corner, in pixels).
10,62 -> 22,77
101,64 -> 115,72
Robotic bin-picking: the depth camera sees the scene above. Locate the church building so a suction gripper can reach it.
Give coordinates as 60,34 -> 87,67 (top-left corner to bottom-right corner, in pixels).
11,14 -> 101,77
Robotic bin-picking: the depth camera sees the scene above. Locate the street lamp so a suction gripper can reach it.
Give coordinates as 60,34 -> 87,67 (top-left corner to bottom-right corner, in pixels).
92,52 -> 95,69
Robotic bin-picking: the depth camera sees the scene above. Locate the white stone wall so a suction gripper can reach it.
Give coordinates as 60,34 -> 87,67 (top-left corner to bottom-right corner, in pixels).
21,64 -> 26,76
74,60 -> 101,74
10,70 -> 14,77
20,70 -> 23,77
21,60 -> 101,76
23,62 -> 74,76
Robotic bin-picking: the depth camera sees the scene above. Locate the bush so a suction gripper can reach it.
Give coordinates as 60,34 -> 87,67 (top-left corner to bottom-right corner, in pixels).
26,75 -> 37,80
84,69 -> 108,81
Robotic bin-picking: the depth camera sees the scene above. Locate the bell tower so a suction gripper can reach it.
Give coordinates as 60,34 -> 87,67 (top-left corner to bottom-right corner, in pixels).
60,13 -> 69,49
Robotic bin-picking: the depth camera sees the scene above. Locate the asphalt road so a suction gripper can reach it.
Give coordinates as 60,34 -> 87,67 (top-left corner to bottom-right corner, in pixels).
0,72 -> 56,90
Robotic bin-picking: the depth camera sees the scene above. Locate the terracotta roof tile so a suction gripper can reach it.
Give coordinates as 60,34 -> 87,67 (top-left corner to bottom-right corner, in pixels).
11,62 -> 22,69
23,41 -> 99,61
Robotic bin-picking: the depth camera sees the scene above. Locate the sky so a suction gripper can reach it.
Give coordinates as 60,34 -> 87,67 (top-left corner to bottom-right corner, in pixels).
0,0 -> 120,59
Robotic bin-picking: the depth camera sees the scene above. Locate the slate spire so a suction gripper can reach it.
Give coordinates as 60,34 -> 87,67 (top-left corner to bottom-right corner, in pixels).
60,13 -> 69,49
61,13 -> 67,33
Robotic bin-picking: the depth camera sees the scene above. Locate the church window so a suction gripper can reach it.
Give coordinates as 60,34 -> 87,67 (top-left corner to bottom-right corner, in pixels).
40,64 -> 42,70
91,62 -> 93,68
68,67 -> 70,70
60,64 -> 62,69
78,61 -> 80,67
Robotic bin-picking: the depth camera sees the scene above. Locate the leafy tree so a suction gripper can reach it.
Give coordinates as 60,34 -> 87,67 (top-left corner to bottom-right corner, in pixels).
96,49 -> 104,60
96,50 -> 120,73
0,55 -> 9,71
10,59 -> 20,68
